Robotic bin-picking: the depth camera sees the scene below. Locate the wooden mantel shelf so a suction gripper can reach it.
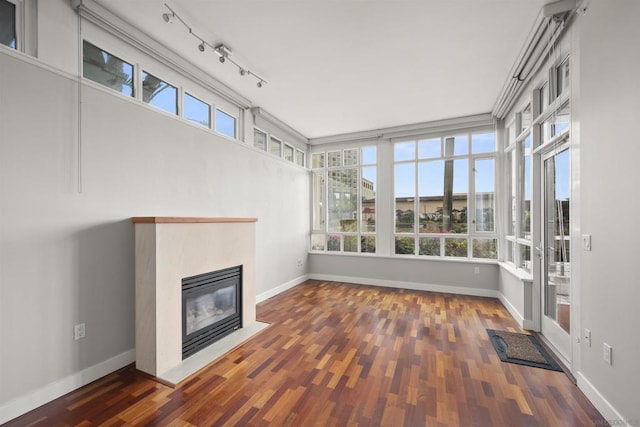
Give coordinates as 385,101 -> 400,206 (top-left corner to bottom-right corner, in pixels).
132,217 -> 258,224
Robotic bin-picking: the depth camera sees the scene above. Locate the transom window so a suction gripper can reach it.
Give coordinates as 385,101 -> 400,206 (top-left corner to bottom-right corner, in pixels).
215,108 -> 236,138
83,41 -> 134,97
0,0 -> 16,49
142,71 -> 177,114
184,93 -> 210,128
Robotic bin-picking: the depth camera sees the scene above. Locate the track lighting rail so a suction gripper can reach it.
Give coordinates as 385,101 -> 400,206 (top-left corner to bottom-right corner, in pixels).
162,3 -> 267,88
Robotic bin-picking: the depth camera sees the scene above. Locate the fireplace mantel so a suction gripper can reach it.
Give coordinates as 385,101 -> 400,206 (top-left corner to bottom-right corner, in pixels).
132,216 -> 263,385
132,217 -> 257,224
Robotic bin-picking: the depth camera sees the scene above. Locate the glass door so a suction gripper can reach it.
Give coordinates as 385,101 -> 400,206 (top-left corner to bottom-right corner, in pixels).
541,146 -> 571,362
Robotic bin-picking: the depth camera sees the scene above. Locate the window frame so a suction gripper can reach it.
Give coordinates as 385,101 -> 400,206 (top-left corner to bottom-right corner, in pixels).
284,143 -> 295,162
141,69 -> 178,115
82,39 -> 135,98
0,0 -> 18,50
311,146 -> 377,255
504,54 -> 571,274
393,130 -> 497,260
214,107 -> 237,139
182,91 -> 211,128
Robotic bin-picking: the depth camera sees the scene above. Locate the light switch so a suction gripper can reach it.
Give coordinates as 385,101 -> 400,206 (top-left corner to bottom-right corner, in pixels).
582,234 -> 592,251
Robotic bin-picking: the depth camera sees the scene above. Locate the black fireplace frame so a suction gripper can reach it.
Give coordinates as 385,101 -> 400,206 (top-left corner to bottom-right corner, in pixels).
182,265 -> 242,359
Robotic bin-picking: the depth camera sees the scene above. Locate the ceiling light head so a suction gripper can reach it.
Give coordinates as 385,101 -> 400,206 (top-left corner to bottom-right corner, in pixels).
162,13 -> 174,24
214,43 -> 232,58
257,81 -> 263,88
198,42 -> 205,52
219,56 -> 226,63
239,68 -> 246,76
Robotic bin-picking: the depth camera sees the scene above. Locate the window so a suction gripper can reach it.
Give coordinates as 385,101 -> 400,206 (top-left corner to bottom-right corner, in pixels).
520,134 -> 532,240
254,129 -> 267,151
311,146 -> 377,254
311,152 -> 325,169
0,0 -> 16,49
284,144 -> 294,162
394,132 -> 496,259
183,92 -> 210,128
83,41 -> 134,97
296,149 -> 305,167
539,82 -> 549,113
215,108 -> 236,138
269,136 -> 282,157
505,56 -> 571,274
556,57 -> 570,97
142,71 -> 177,114
542,103 -> 570,143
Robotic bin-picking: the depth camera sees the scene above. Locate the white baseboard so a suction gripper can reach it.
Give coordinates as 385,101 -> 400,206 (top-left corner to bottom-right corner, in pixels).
309,273 -> 498,298
256,274 -> 309,303
497,292 -> 526,328
0,349 -> 135,425
576,372 -> 629,425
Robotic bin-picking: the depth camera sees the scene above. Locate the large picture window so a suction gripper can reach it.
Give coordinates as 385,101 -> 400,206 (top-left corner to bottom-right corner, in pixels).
394,132 -> 496,259
311,146 -> 377,254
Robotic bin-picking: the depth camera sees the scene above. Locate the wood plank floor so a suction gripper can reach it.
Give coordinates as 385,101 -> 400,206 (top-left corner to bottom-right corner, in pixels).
5,280 -> 605,426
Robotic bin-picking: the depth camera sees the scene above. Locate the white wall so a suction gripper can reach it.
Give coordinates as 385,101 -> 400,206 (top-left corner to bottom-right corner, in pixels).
310,254 -> 499,297
0,38 -> 308,420
576,0 -> 640,422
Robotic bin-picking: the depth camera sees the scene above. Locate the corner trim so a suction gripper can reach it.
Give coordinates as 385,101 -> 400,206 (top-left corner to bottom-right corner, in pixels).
0,349 -> 135,425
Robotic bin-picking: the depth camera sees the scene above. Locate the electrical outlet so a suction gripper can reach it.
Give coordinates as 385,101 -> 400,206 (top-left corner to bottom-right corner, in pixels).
297,259 -> 303,267
474,267 -> 480,274
603,343 -> 612,365
74,323 -> 86,340
584,328 -> 591,347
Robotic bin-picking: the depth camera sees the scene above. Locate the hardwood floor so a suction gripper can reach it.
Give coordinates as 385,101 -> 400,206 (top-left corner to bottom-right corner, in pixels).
5,280 -> 605,426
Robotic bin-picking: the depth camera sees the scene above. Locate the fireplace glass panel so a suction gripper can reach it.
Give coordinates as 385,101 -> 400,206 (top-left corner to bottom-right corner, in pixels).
185,284 -> 237,336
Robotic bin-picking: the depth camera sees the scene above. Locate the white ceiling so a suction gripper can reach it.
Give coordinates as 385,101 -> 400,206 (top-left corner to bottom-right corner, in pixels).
94,0 -> 546,139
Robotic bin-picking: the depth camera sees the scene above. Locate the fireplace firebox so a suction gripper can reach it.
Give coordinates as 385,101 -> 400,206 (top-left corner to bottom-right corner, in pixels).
182,265 -> 242,359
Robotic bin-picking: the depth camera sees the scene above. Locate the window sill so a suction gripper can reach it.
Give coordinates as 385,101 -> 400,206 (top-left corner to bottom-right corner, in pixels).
499,261 -> 533,282
309,251 -> 499,265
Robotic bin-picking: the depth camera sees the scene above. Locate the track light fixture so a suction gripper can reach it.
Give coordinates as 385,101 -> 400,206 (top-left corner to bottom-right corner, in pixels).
162,12 -> 174,24
162,3 -> 267,88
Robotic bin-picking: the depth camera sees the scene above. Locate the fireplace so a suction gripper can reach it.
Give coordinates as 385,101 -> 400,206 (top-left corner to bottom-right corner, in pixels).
182,265 -> 242,359
133,216 -> 260,383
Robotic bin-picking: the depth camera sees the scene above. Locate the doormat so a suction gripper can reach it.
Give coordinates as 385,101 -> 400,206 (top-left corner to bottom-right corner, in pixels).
487,329 -> 563,372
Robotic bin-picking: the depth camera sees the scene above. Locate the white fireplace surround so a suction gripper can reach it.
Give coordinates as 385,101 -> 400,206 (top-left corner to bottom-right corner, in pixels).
133,217 -> 267,385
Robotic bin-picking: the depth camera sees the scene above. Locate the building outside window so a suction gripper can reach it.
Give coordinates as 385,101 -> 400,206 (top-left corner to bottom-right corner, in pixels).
311,146 -> 376,253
